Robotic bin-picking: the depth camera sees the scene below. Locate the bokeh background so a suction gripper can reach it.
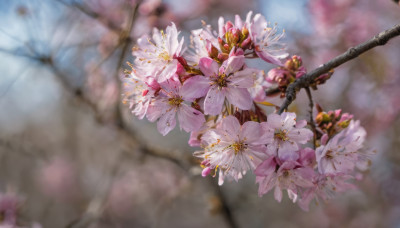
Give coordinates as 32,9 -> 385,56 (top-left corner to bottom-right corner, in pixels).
1,0 -> 400,227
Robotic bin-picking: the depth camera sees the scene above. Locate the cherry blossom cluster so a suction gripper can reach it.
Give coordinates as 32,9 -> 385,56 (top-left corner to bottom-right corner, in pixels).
122,12 -> 371,210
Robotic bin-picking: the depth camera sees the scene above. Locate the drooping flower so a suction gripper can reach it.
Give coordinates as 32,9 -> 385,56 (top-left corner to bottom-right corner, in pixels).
195,116 -> 269,185
255,157 -> 315,202
298,173 -> 356,211
248,12 -> 289,65
132,23 -> 184,82
181,53 -> 257,115
263,112 -> 313,161
147,78 -> 205,136
316,120 -> 366,174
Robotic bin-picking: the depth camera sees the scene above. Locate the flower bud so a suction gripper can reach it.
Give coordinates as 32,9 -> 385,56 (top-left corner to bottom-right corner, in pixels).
218,53 -> 229,62
240,36 -> 252,49
224,21 -> 234,32
206,40 -> 219,58
218,37 -> 228,53
315,112 -> 331,124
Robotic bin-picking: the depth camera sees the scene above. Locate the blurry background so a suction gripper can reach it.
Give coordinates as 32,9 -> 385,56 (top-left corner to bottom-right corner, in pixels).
0,0 -> 400,227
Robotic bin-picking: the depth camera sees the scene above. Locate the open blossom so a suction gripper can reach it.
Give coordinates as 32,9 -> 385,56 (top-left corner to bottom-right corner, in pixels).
132,23 -> 184,82
263,112 -> 313,161
298,173 -> 356,211
147,79 -> 205,136
255,157 -> 315,202
195,116 -> 269,185
181,53 -> 257,115
185,25 -> 220,63
122,71 -> 159,119
316,120 -> 366,174
248,12 -> 289,65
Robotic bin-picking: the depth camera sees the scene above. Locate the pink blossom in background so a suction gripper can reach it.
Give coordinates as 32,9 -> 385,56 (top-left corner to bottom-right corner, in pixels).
37,157 -> 79,201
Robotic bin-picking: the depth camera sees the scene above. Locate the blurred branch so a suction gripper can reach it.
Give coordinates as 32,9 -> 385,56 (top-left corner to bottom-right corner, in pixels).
57,0 -> 130,37
209,179 -> 239,228
113,2 -> 140,128
278,23 -> 400,114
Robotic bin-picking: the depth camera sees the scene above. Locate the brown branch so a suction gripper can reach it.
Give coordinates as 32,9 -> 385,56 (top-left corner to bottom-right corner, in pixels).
304,87 -> 316,149
278,23 -> 400,114
113,2 -> 141,128
56,0 -> 125,34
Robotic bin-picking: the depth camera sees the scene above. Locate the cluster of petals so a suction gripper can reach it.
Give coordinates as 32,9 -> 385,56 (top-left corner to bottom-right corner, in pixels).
122,12 -> 371,211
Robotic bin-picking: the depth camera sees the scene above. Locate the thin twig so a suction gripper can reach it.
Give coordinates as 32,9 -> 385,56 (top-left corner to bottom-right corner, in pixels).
113,2 -> 141,128
304,87 -> 316,149
278,23 -> 400,114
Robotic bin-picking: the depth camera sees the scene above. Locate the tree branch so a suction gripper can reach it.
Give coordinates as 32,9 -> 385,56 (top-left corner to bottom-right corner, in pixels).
278,23 -> 400,114
304,87 -> 316,149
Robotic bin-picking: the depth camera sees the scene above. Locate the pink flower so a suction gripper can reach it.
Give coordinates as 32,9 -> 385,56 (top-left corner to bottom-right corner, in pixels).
263,112 -> 313,161
185,26 -> 220,64
255,158 -> 315,202
181,54 -> 256,115
147,79 -> 205,136
298,173 -> 356,211
248,12 -> 289,65
122,71 -> 159,120
316,120 -> 366,174
195,116 -> 269,185
248,70 -> 271,102
132,23 -> 184,82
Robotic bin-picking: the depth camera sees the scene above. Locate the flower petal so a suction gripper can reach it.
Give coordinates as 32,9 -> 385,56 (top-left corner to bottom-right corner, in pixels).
240,121 -> 262,143
204,86 -> 225,115
224,55 -> 245,75
199,57 -> 219,77
178,104 -> 205,132
157,110 -> 177,136
277,141 -> 299,161
225,88 -> 252,110
180,76 -> 210,100
220,116 -> 241,140
266,113 -> 282,129
228,68 -> 257,88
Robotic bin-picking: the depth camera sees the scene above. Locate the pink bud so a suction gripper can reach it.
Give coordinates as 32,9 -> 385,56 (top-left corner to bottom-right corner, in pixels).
218,53 -> 229,62
334,109 -> 342,118
206,40 -> 219,58
321,134 -> 329,145
225,21 -> 234,31
240,36 -> 252,49
202,167 -> 211,177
